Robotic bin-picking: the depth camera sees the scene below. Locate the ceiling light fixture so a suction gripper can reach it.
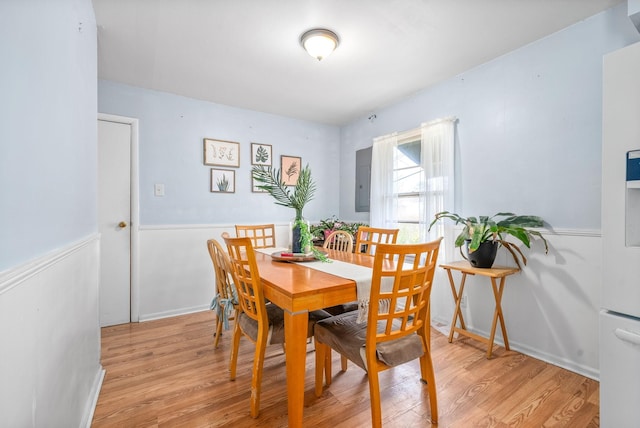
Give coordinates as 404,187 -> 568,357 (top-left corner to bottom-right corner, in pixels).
300,28 -> 340,61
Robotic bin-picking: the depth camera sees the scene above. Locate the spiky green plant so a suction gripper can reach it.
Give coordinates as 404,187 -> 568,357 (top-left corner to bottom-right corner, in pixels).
252,164 -> 315,220
252,164 -> 328,261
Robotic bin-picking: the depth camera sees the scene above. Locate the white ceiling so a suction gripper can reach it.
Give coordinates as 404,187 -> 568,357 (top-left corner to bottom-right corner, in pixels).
93,0 -> 623,126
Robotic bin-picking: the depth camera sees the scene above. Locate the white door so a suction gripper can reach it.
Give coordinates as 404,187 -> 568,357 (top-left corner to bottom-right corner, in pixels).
98,119 -> 131,326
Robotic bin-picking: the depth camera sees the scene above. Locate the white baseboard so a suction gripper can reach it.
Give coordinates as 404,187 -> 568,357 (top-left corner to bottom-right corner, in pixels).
139,304 -> 210,322
83,367 -> 106,428
430,317 -> 599,380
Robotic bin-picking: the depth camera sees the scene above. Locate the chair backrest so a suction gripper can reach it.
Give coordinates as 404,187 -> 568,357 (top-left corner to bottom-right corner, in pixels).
206,238 -> 236,302
235,224 -> 276,249
222,235 -> 267,327
322,230 -> 354,253
366,238 -> 442,349
355,226 -> 399,256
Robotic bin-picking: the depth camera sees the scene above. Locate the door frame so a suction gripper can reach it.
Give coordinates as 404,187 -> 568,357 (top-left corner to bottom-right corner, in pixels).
98,113 -> 140,323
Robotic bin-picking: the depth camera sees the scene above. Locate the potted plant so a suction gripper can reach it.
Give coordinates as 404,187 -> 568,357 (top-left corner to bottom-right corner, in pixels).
310,216 -> 368,243
428,211 -> 548,269
252,164 -> 327,260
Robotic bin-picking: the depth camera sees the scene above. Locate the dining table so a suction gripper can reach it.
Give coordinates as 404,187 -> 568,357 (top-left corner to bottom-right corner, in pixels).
253,247 -> 376,428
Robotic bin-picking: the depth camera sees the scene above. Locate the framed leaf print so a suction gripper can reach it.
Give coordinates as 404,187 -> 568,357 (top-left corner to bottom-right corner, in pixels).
204,138 -> 240,167
281,155 -> 302,186
211,168 -> 235,193
251,143 -> 272,166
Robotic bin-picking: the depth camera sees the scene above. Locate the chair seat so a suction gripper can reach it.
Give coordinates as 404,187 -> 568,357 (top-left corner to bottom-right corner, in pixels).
239,304 -> 331,345
314,311 -> 425,371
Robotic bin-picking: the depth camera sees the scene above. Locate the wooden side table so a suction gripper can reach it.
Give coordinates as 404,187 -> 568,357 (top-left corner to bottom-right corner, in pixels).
440,260 -> 520,358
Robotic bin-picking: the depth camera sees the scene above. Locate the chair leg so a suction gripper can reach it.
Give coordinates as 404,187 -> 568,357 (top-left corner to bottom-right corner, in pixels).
315,341 -> 326,397
419,353 -> 438,424
367,368 -> 383,428
250,333 -> 268,418
213,314 -> 223,349
229,321 -> 241,381
340,355 -> 348,372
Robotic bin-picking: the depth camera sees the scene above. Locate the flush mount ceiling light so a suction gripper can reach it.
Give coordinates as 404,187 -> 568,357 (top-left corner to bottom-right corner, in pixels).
300,28 -> 340,61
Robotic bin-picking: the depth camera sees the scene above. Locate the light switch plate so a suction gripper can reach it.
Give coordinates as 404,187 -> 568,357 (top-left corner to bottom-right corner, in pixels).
154,183 -> 165,197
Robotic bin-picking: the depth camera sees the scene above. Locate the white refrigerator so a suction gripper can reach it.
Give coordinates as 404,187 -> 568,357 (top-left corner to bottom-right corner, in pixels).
601,41 -> 640,428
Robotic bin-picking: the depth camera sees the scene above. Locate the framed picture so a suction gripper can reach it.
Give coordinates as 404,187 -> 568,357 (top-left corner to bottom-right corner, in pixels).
251,143 -> 272,166
211,168 -> 235,193
204,138 -> 240,167
251,175 -> 268,193
281,155 -> 302,186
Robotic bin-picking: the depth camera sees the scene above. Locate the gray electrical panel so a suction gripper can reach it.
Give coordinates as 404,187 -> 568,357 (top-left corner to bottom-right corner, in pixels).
355,147 -> 372,212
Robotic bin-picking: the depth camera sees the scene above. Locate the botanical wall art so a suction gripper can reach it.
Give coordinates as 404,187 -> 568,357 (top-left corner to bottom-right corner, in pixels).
251,175 -> 268,193
211,168 -> 235,193
251,143 -> 272,166
204,138 -> 240,167
281,155 -> 302,186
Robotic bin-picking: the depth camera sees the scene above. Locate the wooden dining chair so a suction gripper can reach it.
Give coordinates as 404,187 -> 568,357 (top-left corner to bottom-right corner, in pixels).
314,238 -> 442,427
222,234 -> 330,418
234,223 -> 276,249
324,226 -> 398,317
322,230 -> 359,322
355,226 -> 399,256
322,230 -> 354,253
207,238 -> 239,349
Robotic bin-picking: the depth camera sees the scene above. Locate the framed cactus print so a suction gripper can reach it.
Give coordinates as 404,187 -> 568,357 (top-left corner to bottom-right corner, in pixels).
211,168 -> 235,193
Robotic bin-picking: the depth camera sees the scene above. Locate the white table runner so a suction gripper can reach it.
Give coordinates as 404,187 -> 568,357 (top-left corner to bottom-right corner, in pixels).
256,248 -> 393,322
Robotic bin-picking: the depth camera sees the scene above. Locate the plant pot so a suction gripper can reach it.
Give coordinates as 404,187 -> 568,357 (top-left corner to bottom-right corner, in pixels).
289,216 -> 311,253
465,240 -> 499,268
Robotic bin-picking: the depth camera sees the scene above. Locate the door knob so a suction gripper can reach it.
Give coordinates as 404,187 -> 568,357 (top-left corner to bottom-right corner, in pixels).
118,221 -> 127,228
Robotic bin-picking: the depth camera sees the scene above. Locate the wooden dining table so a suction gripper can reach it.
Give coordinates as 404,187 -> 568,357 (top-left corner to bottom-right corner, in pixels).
253,248 -> 376,428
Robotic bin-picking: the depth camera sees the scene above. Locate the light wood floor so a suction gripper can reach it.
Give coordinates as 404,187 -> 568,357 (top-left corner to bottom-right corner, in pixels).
92,310 -> 599,427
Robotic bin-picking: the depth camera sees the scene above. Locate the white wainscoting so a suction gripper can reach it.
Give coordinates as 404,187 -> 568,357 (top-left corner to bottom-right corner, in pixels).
0,235 -> 103,427
137,224 -> 602,379
430,229 -> 602,380
137,223 -> 291,321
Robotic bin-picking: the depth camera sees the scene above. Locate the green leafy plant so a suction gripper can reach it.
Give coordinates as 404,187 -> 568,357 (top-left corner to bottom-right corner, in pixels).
252,164 -> 328,261
252,164 -> 315,219
310,216 -> 367,240
428,211 -> 548,269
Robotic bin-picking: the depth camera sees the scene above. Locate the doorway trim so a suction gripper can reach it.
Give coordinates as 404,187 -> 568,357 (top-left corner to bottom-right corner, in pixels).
98,112 -> 140,322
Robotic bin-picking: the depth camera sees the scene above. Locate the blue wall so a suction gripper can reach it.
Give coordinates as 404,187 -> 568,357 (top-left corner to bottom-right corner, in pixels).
0,0 -> 98,271
340,3 -> 640,230
98,81 -> 342,225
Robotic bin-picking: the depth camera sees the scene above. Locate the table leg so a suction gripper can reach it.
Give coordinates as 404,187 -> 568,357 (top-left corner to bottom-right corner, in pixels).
447,270 -> 468,342
284,310 -> 309,428
494,276 -> 510,351
487,277 -> 509,358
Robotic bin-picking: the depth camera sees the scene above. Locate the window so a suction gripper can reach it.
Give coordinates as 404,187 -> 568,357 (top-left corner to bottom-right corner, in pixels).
370,117 -> 456,259
394,137 -> 422,243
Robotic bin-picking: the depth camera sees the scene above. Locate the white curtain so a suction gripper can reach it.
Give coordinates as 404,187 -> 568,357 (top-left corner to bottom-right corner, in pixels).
370,132 -> 398,229
422,117 -> 456,261
370,117 -> 456,261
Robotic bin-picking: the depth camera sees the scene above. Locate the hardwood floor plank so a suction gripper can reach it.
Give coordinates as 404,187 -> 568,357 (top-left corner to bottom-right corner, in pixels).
92,311 -> 600,427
